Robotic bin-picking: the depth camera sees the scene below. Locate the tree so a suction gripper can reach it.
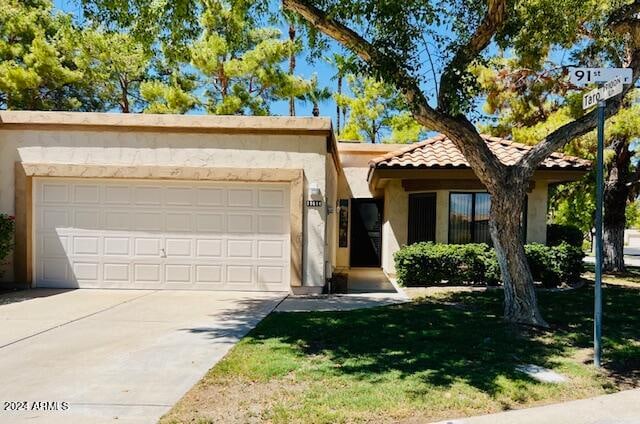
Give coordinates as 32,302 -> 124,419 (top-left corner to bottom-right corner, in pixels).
478,55 -> 640,272
188,1 -> 311,115
140,73 -> 198,114
326,53 -> 356,132
336,75 -> 425,143
297,74 -> 331,116
77,30 -> 151,113
283,0 -> 640,326
0,0 -> 101,111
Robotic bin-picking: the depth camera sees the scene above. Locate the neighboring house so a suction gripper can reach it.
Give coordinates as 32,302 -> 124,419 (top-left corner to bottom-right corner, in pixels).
0,112 -> 589,293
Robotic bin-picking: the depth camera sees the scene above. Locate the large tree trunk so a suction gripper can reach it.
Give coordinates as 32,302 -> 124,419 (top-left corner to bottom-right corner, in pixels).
603,138 -> 632,272
490,187 -> 548,327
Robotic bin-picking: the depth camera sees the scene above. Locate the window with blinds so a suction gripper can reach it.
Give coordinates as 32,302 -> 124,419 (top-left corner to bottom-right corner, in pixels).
448,192 -> 491,244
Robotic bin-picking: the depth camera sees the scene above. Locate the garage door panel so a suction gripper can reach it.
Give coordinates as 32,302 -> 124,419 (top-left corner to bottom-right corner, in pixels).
227,240 -> 253,258
42,183 -> 69,203
195,213 -> 224,233
72,236 -> 100,256
42,209 -> 69,230
134,186 -> 162,205
195,239 -> 223,257
258,240 -> 286,259
258,189 -> 286,208
104,263 -> 130,282
35,179 -> 290,291
73,184 -> 100,204
165,238 -> 192,257
104,186 -> 131,204
227,188 -> 254,207
134,263 -> 162,283
196,188 -> 224,206
134,238 -> 162,256
105,210 -> 131,230
134,212 -> 163,231
195,265 -> 223,283
258,215 -> 286,234
227,214 -> 253,233
104,237 -> 131,256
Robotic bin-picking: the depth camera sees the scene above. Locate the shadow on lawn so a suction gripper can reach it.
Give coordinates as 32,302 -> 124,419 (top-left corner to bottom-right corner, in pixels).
242,285 -> 639,394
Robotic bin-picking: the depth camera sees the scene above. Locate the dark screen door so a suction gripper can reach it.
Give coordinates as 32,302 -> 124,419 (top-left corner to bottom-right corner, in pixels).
350,199 -> 383,267
408,193 -> 436,244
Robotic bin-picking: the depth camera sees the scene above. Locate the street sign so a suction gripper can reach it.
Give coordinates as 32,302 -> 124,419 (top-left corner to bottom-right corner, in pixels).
570,67 -> 633,85
582,77 -> 623,110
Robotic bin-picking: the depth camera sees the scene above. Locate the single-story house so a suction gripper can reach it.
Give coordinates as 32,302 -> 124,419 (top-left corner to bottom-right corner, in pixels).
0,111 -> 589,293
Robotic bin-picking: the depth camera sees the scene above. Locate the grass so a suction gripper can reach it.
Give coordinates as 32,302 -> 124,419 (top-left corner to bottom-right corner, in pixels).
161,284 -> 639,424
583,263 -> 640,286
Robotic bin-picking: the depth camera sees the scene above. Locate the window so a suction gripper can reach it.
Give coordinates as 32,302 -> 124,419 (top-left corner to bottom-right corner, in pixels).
448,192 -> 528,244
448,192 -> 491,244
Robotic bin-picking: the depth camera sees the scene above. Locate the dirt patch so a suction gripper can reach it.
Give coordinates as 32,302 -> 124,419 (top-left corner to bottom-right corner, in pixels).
160,376 -> 309,424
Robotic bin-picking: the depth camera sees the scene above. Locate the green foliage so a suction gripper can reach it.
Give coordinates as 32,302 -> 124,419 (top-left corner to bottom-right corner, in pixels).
0,0 -> 100,110
626,200 -> 640,229
0,214 -> 15,278
140,74 -> 198,114
296,74 -> 331,116
393,243 -> 499,287
336,75 -> 425,143
394,242 -> 584,288
76,30 -> 151,112
549,177 -> 596,236
547,224 -> 585,248
188,1 -> 311,115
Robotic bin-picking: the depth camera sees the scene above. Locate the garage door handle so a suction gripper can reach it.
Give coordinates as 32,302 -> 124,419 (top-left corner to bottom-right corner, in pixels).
160,248 -> 167,258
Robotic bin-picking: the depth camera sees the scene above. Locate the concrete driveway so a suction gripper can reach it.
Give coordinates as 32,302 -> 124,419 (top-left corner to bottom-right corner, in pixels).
0,289 -> 285,423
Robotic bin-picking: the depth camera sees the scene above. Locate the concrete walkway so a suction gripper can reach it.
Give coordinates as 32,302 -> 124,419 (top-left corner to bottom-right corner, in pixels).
275,292 -> 409,312
434,389 -> 640,424
0,289 -> 285,424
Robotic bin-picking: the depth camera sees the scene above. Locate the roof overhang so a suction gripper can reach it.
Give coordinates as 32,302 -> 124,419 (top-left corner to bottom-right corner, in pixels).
368,166 -> 590,192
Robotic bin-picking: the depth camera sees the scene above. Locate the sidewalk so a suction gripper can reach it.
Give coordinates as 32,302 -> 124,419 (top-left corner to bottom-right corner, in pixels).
433,389 -> 640,424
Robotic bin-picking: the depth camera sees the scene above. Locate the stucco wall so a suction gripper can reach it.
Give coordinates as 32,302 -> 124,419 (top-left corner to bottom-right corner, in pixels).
0,129 -> 330,287
325,154 -> 338,272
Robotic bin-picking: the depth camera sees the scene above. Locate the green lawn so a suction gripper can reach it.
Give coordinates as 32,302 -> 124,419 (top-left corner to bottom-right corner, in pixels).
161,285 -> 639,424
583,263 -> 640,286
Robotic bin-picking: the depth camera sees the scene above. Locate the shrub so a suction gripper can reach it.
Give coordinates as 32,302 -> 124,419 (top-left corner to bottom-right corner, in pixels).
0,214 -> 15,278
394,241 -> 584,288
547,223 -> 584,247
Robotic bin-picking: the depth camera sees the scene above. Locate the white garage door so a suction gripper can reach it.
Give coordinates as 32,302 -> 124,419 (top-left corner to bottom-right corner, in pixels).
34,178 -> 291,291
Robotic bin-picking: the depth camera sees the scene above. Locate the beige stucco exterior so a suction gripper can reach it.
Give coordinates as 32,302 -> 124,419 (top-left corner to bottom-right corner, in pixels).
0,112 -> 339,290
0,112 -> 586,291
336,142 -> 582,276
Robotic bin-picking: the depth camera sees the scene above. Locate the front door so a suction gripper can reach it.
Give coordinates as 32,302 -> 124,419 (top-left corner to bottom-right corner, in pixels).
350,199 -> 383,267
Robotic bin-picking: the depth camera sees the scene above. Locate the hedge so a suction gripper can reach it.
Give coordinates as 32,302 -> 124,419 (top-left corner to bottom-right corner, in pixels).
547,223 -> 584,247
394,242 -> 584,288
0,214 -> 15,278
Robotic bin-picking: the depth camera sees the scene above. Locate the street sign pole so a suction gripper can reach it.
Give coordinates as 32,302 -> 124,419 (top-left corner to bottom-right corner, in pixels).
594,98 -> 605,368
573,68 -> 631,369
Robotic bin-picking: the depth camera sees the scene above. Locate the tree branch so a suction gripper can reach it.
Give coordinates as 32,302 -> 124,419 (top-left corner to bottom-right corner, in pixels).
437,0 -> 508,111
282,0 -> 507,186
518,52 -> 640,178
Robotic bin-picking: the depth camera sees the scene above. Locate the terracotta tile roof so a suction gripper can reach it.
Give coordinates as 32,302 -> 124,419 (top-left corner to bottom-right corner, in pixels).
369,134 -> 591,170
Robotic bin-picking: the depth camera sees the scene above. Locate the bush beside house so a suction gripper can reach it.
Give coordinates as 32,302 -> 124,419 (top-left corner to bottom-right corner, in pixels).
547,223 -> 584,247
0,214 -> 15,278
394,242 -> 584,288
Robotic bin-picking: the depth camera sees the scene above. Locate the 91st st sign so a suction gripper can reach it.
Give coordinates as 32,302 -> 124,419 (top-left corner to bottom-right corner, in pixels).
569,67 -> 633,85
